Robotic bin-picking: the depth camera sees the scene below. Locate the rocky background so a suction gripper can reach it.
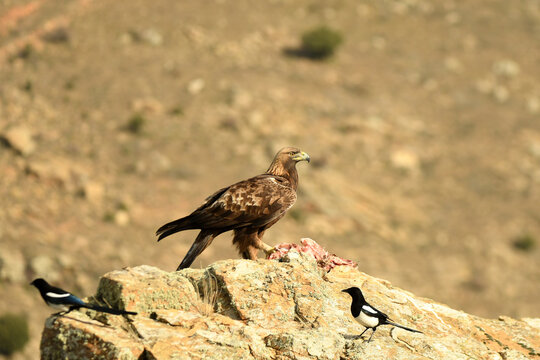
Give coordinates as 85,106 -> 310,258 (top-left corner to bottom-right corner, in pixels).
39,250 -> 540,359
0,0 -> 539,358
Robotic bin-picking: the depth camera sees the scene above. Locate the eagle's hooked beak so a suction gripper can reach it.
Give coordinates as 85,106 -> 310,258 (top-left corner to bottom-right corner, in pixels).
292,151 -> 310,163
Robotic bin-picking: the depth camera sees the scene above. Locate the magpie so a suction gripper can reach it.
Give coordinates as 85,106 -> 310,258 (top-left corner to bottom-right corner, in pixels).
342,286 -> 422,342
31,278 -> 137,316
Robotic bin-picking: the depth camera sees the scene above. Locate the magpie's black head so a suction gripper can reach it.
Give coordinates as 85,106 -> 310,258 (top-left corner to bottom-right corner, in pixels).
30,278 -> 49,289
342,287 -> 366,302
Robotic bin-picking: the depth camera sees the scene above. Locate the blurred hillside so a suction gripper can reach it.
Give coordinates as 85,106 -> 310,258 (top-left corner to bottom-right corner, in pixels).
0,0 -> 539,358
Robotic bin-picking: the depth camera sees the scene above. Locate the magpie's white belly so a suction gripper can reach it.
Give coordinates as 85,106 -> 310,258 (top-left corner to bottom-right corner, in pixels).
47,302 -> 69,311
356,312 -> 379,328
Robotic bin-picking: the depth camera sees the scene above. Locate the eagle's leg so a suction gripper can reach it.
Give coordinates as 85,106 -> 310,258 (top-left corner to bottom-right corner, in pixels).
254,230 -> 276,256
244,242 -> 273,260
242,245 -> 259,260
233,229 -> 276,260
258,241 -> 276,255
233,229 -> 260,260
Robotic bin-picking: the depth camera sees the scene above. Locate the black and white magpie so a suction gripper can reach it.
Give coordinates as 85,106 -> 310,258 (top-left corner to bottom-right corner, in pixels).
342,286 -> 422,342
31,278 -> 136,316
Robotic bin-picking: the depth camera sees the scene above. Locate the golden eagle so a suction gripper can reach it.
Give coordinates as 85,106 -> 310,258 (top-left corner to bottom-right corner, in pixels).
156,147 -> 310,270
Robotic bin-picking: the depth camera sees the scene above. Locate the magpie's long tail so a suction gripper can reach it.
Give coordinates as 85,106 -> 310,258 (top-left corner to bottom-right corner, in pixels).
83,304 -> 137,316
176,230 -> 216,270
386,321 -> 423,334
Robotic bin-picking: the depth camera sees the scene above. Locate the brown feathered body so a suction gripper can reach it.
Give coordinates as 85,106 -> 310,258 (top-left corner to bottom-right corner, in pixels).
156,147 -> 310,270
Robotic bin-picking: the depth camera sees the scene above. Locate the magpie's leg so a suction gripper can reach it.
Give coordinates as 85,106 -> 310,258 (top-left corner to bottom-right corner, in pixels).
51,311 -> 67,325
54,307 -> 75,319
349,328 -> 369,340
367,328 -> 376,342
52,306 -> 82,324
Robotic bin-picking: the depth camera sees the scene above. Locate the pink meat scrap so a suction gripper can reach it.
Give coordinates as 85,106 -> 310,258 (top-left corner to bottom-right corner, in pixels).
267,238 -> 357,272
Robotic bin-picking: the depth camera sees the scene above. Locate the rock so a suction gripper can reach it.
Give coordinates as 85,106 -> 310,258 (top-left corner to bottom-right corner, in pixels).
247,111 -> 264,128
119,31 -> 139,45
41,24 -> 70,43
142,28 -> 163,46
184,26 -> 207,45
265,329 -> 345,359
445,11 -> 461,24
113,210 -> 130,226
229,88 -> 253,109
522,318 -> 540,329
26,158 -> 75,186
119,28 -> 162,46
1,125 -> 36,156
528,140 -> 540,159
80,181 -> 105,204
475,77 -> 496,94
38,241 -> 540,359
40,315 -> 144,360
97,265 -> 198,315
444,57 -> 462,73
131,97 -> 164,115
187,78 -> 205,95
0,246 -> 26,283
148,151 -> 171,172
57,254 -> 75,270
493,85 -> 510,103
492,60 -> 520,78
390,149 -> 420,173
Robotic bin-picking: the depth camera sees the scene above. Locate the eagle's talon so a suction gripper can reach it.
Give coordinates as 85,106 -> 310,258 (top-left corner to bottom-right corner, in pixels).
264,247 -> 277,255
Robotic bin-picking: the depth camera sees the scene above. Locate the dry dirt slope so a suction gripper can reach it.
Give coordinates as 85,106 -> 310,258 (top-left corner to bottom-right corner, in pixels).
0,0 -> 539,358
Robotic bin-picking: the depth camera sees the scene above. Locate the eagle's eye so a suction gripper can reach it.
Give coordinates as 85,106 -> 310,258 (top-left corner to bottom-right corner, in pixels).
289,151 -> 295,156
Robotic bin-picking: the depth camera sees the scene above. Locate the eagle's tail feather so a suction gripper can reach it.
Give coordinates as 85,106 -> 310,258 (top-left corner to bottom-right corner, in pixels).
176,231 -> 216,270
386,321 -> 423,334
156,215 -> 195,241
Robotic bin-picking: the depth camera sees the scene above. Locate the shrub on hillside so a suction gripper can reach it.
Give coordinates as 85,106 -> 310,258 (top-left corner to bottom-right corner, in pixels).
512,234 -> 536,252
301,26 -> 343,60
0,313 -> 29,356
125,113 -> 146,134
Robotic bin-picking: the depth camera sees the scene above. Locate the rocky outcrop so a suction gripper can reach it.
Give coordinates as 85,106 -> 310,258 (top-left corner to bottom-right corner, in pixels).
39,243 -> 539,359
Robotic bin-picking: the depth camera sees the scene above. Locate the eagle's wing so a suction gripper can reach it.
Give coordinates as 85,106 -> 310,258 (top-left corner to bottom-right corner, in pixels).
190,174 -> 297,230
156,174 -> 296,241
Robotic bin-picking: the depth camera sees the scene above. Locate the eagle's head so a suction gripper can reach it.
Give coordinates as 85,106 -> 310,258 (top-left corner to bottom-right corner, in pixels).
275,147 -> 310,165
266,147 -> 310,185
